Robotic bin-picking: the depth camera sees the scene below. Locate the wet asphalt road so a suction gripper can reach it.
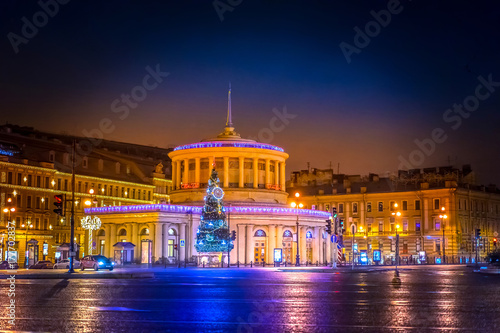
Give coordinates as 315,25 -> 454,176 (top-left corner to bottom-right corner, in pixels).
1,265 -> 499,332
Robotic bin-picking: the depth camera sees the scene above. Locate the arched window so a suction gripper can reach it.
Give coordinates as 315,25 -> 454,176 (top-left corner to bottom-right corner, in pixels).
254,229 -> 266,237
306,231 -> 313,239
97,229 -> 105,237
118,228 -> 127,236
283,230 -> 292,238
140,228 -> 149,235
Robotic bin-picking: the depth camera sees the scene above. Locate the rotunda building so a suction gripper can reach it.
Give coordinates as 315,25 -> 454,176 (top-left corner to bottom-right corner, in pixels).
88,88 -> 332,266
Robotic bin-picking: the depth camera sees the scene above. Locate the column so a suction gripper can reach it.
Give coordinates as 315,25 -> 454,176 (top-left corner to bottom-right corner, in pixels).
265,159 -> 271,189
253,158 -> 259,189
237,224 -> 245,264
313,226 -> 320,264
238,157 -> 244,188
162,223 -> 171,259
179,223 -> 186,262
274,160 -> 279,187
300,226 -> 306,264
176,161 -> 181,190
280,162 -> 286,191
109,224 -> 117,258
171,162 -> 176,190
223,156 -> 229,188
154,223 -> 163,261
183,159 -> 189,186
195,157 -> 200,186
132,223 -> 138,261
105,224 -> 111,258
246,225 -> 253,264
268,225 -> 276,263
318,227 -> 324,264
276,225 -> 283,250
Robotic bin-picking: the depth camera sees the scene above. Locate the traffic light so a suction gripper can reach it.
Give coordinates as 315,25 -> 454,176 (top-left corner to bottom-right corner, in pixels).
53,194 -> 64,216
174,244 -> 178,250
475,229 -> 481,239
231,230 -> 236,240
494,238 -> 497,247
325,219 -> 332,234
332,207 -> 337,219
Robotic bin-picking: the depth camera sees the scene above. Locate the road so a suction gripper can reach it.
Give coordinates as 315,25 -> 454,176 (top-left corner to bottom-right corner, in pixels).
1,265 -> 499,332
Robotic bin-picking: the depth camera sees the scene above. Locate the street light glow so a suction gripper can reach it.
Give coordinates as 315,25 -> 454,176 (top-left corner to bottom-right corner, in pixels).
291,202 -> 297,208
89,188 -> 95,194
298,203 -> 304,208
295,192 -> 300,198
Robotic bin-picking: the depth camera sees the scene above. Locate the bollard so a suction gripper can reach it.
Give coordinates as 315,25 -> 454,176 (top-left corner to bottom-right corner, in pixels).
251,261 -> 253,268
237,261 -> 240,268
184,260 -> 186,268
203,262 -> 205,268
316,261 -> 318,267
262,260 -> 265,267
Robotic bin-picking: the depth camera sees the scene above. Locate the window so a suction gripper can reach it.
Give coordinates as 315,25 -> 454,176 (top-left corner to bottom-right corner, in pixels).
367,223 -> 372,233
402,201 -> 408,211
464,200 -> 467,210
338,203 -> 344,214
49,151 -> 55,162
378,202 -> 383,212
36,197 -> 40,209
45,176 -> 49,188
7,172 -> 12,184
390,201 -> 396,211
17,195 -> 22,208
28,175 -> 32,186
57,179 -> 62,190
378,220 -> 384,232
77,181 -> 82,193
415,220 -> 421,232
27,196 -> 32,208
44,219 -> 48,230
36,176 -> 41,187
64,179 -> 68,191
82,157 -> 88,168
367,202 -> 371,212
44,198 -> 49,210
434,218 -> 441,231
17,173 -> 21,185
458,200 -> 462,210
434,199 -> 440,210
325,204 -> 330,212
311,204 -> 316,210
402,218 -> 408,232
435,240 -> 441,253
415,200 -> 421,211
352,203 -> 358,214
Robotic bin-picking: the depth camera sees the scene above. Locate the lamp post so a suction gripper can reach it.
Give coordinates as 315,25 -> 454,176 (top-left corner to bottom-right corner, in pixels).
290,192 -> 303,267
84,189 -> 99,256
3,198 -> 16,262
439,207 -> 448,264
391,203 -> 401,275
21,221 -> 33,268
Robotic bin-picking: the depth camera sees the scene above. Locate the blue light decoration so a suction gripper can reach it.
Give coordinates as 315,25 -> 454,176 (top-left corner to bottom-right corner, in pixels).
194,168 -> 234,254
283,230 -> 292,237
306,231 -> 313,239
254,229 -> 266,237
173,141 -> 285,153
86,204 -> 331,219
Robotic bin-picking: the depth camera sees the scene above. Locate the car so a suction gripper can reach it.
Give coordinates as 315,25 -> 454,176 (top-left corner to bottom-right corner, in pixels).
80,255 -> 114,271
53,259 -> 80,269
0,261 -> 19,269
29,260 -> 54,269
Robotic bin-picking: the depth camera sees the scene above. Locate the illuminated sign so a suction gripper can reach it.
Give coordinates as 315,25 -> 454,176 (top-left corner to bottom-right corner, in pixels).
373,250 -> 381,262
55,252 -> 61,259
274,248 -> 283,262
353,243 -> 358,253
360,251 -> 368,264
43,243 -> 48,256
180,239 -> 185,247
418,251 -> 426,262
173,141 -> 285,153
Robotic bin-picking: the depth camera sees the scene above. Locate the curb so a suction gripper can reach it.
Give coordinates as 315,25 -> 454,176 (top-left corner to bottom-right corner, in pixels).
0,272 -> 155,279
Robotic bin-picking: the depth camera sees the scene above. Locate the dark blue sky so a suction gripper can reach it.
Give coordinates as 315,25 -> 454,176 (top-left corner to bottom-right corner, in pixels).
1,1 -> 499,184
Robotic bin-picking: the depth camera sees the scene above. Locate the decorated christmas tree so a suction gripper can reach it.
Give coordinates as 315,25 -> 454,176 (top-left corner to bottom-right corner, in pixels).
195,167 -> 234,255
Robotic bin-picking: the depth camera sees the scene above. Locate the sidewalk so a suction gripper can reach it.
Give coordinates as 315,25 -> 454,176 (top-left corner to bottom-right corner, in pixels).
0,268 -> 154,279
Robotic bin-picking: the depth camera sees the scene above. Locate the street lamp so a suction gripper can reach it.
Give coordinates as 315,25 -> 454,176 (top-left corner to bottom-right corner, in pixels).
439,207 -> 448,264
391,205 -> 401,274
21,221 -> 34,268
290,193 -> 304,267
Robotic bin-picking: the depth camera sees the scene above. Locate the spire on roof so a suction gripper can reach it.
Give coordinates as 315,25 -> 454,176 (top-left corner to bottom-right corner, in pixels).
226,82 -> 233,128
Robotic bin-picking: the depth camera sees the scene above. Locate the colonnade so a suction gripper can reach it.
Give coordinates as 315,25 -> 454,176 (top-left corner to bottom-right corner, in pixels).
171,157 -> 286,191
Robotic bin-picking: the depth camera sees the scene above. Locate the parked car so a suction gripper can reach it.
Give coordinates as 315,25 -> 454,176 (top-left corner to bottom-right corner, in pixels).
0,261 -> 19,269
53,259 -> 80,269
80,255 -> 114,271
29,260 -> 54,269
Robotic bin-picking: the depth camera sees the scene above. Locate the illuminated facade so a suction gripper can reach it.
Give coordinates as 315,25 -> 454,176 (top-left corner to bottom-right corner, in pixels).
0,125 -> 172,266
91,88 -> 332,265
288,166 -> 500,264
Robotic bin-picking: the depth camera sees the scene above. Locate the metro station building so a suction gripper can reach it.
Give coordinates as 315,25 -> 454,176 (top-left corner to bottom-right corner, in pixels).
90,96 -> 331,265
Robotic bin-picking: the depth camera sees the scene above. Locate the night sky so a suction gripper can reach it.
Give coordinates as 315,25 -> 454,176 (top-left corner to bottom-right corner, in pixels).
1,1 -> 499,184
